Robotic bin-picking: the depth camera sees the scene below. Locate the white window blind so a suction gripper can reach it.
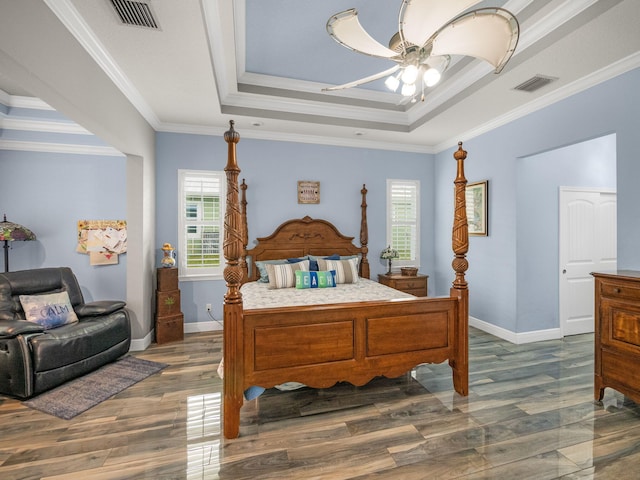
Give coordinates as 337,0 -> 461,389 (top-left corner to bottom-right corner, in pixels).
387,179 -> 420,268
178,170 -> 226,279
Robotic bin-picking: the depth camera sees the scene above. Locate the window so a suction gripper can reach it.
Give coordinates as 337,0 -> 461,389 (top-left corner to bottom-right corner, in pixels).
387,179 -> 420,268
178,170 -> 225,279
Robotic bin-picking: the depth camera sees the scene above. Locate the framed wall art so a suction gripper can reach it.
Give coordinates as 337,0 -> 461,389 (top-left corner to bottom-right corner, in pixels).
298,180 -> 320,204
465,180 -> 488,236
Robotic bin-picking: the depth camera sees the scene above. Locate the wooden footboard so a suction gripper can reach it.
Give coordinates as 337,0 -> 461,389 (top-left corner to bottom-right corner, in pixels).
223,296 -> 466,438
245,298 -> 460,387
222,122 -> 469,439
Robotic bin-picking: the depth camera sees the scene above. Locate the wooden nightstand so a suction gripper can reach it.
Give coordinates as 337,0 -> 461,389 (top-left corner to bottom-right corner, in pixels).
378,273 -> 428,297
155,267 -> 184,344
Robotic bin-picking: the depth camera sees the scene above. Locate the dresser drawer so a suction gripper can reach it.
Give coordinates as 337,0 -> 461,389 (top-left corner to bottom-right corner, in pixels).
602,349 -> 640,391
403,287 -> 427,297
600,281 -> 640,302
605,302 -> 640,349
392,278 -> 425,291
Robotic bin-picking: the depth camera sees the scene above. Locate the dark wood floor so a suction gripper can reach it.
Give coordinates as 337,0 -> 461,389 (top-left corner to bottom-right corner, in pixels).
1,327 -> 639,479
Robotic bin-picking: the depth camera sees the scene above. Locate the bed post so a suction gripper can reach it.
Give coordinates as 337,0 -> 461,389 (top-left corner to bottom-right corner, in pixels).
360,184 -> 370,279
450,142 -> 469,396
223,120 -> 244,439
240,179 -> 248,282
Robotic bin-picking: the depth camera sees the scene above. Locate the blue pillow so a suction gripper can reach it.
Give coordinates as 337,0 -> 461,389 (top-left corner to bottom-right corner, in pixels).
307,254 -> 340,271
287,256 -> 307,264
244,385 -> 265,401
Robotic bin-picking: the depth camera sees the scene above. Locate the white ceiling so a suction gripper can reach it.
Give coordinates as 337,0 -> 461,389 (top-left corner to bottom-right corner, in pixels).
3,0 -> 640,153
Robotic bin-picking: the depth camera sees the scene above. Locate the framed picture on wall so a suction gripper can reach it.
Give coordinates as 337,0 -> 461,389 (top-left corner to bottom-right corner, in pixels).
298,180 -> 320,204
466,180 -> 488,236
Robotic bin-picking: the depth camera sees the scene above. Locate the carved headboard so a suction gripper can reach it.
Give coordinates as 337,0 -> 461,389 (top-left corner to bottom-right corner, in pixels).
240,184 -> 370,282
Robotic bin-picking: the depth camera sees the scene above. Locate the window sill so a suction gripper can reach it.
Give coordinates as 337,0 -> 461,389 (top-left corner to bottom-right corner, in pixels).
179,274 -> 225,282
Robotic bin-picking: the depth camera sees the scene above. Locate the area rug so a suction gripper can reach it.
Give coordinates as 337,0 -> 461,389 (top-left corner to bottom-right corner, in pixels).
23,356 -> 168,420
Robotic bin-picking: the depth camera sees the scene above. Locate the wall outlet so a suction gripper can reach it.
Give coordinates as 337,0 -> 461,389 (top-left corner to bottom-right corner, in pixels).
206,303 -> 212,312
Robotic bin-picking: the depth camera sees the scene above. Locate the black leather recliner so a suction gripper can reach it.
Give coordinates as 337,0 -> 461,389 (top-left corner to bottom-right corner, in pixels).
0,267 -> 131,399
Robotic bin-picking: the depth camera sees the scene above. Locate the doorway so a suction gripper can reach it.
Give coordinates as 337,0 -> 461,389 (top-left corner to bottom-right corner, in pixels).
559,188 -> 617,336
516,133 -> 616,339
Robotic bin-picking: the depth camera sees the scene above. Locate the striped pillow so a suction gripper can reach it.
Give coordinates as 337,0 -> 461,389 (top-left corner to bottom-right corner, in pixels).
317,258 -> 359,284
265,260 -> 310,289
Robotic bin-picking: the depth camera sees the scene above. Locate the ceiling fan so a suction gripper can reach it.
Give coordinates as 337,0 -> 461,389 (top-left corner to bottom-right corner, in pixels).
323,0 -> 519,101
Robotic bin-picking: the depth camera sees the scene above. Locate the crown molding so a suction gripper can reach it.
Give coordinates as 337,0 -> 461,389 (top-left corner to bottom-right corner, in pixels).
0,116 -> 91,135
0,139 -> 123,157
0,93 -> 54,110
155,121 -> 433,154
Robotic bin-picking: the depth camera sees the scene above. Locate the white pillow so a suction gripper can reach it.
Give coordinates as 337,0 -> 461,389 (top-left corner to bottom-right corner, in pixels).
19,291 -> 79,330
317,258 -> 359,284
265,260 -> 310,289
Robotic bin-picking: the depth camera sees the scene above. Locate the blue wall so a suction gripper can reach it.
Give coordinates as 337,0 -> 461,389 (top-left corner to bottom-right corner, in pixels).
516,134 -> 616,332
5,66 -> 640,339
0,149 -> 127,302
434,67 -> 638,335
156,133 -> 435,325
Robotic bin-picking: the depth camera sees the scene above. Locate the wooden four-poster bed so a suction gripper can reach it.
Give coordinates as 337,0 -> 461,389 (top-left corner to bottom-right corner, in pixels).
221,121 -> 469,439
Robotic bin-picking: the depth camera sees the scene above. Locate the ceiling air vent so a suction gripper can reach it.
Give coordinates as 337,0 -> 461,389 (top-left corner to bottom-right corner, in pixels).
110,0 -> 159,29
513,75 -> 557,93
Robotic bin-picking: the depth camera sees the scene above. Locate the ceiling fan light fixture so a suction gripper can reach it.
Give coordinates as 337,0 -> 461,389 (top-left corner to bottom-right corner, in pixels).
401,65 -> 419,85
323,3 -> 519,96
401,82 -> 416,97
423,67 -> 441,87
384,73 -> 401,92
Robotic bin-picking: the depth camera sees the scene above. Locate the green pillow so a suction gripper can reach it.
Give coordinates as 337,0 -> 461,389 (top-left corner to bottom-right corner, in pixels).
295,270 -> 337,289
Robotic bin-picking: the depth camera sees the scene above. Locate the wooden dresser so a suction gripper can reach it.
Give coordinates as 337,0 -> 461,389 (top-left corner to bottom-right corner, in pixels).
155,267 -> 184,344
592,270 -> 640,403
378,273 -> 428,297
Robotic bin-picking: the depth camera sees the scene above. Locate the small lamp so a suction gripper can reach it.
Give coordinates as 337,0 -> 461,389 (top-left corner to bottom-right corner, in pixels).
380,245 -> 398,275
0,214 -> 36,272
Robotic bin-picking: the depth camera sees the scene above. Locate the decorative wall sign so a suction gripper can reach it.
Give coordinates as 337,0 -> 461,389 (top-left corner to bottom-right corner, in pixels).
465,181 -> 488,236
298,180 -> 320,204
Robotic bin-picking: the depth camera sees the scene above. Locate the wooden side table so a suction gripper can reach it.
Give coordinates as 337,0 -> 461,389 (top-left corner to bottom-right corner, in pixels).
378,273 -> 428,297
155,267 -> 184,344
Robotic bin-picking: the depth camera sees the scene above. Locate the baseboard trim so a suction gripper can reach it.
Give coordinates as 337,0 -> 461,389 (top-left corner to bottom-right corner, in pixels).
130,322 -> 221,351
129,329 -> 154,352
184,321 -> 222,333
469,316 -> 562,344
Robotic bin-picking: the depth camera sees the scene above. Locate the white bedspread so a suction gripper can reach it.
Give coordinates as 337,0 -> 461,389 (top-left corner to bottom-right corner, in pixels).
240,277 -> 415,310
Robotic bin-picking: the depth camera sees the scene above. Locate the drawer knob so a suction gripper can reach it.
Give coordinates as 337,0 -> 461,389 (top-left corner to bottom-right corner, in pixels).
614,288 -> 621,294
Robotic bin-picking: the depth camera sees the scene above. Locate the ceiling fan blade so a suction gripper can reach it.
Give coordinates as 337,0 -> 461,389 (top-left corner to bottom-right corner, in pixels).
327,9 -> 398,60
399,0 -> 481,49
322,65 -> 400,92
430,8 -> 520,73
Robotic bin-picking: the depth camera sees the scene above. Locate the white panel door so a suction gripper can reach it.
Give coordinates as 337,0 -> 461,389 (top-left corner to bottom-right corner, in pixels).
559,188 -> 617,336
